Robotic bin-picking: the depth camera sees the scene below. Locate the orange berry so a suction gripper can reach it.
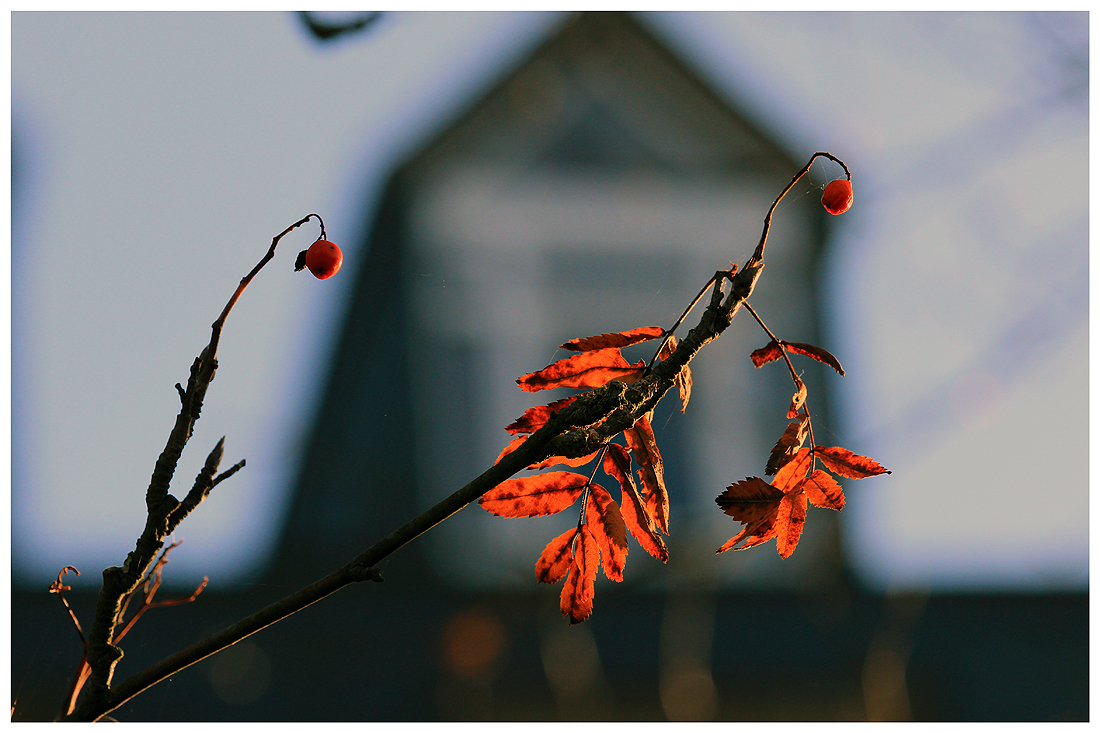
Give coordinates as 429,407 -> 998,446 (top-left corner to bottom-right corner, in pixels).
304,240 -> 342,280
821,179 -> 853,215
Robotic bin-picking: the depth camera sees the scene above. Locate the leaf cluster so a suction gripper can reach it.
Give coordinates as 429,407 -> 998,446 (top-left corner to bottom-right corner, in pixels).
481,317 -> 888,622
477,152 -> 887,623
482,327 -> 678,623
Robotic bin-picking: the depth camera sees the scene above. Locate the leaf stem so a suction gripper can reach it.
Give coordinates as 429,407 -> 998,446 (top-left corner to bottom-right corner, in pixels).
742,301 -> 818,463
747,151 -> 849,270
576,445 -> 611,527
647,272 -> 722,371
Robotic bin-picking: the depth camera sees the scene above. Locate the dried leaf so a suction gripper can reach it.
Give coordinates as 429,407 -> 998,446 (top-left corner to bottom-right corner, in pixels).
536,527 -> 578,584
750,340 -> 784,368
750,339 -> 845,377
675,366 -> 693,413
802,469 -> 845,510
814,446 -> 891,479
787,377 -> 807,418
656,334 -> 676,362
586,483 -> 628,581
531,451 -> 601,469
603,444 -> 668,562
517,349 -> 645,393
505,395 -> 580,435
772,447 -> 812,493
716,449 -> 813,557
775,490 -> 808,559
624,416 -> 670,534
479,472 -> 588,517
657,334 -> 692,412
783,341 -> 845,377
561,326 -> 665,352
766,415 -> 811,475
714,477 -> 783,553
561,524 -> 599,624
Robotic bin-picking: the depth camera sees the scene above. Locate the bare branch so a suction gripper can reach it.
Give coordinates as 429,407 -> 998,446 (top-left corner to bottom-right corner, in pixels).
79,215 -> 323,712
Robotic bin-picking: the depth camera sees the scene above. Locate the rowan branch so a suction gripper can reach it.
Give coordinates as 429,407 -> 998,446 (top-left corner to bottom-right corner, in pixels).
67,217 -> 768,722
67,151 -> 847,721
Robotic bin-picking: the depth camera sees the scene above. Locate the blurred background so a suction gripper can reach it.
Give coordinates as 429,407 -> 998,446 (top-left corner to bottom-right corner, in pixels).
10,11 -> 1087,721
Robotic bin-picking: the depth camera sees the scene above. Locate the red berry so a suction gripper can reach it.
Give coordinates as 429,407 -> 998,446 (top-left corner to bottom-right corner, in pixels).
821,179 -> 853,215
304,240 -> 342,280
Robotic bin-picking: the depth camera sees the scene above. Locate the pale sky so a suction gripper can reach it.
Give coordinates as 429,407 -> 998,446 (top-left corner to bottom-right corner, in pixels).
10,11 -> 1088,592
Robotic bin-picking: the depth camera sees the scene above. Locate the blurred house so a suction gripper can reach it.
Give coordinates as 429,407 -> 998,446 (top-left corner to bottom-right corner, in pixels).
274,10 -> 839,592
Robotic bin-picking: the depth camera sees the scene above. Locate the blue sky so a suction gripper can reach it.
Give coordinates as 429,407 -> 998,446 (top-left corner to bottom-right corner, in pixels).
10,11 -> 1088,592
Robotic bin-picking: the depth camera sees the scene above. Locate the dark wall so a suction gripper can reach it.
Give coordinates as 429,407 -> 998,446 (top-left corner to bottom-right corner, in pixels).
12,585 -> 1087,721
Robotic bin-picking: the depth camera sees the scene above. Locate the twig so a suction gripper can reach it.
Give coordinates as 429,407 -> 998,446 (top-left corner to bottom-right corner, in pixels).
742,301 -> 818,456
79,215 -> 323,713
746,151 -> 849,270
48,567 -> 85,648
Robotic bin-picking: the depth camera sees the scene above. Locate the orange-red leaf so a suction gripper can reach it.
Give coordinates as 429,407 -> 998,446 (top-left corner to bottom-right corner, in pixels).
775,490 -> 808,559
783,342 -> 845,376
715,477 -> 783,553
536,527 -> 578,584
766,415 -> 810,475
750,340 -> 784,368
531,451 -> 601,469
815,446 -> 891,479
750,339 -> 845,377
772,447 -> 812,493
802,469 -> 845,510
715,476 -> 782,521
517,349 -> 645,393
624,416 -> 669,534
586,483 -> 628,581
505,395 -> 580,435
716,448 -> 814,557
494,435 -> 527,465
561,524 -> 598,624
479,472 -> 588,517
561,326 -> 665,352
494,435 -> 591,470
603,444 -> 668,562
